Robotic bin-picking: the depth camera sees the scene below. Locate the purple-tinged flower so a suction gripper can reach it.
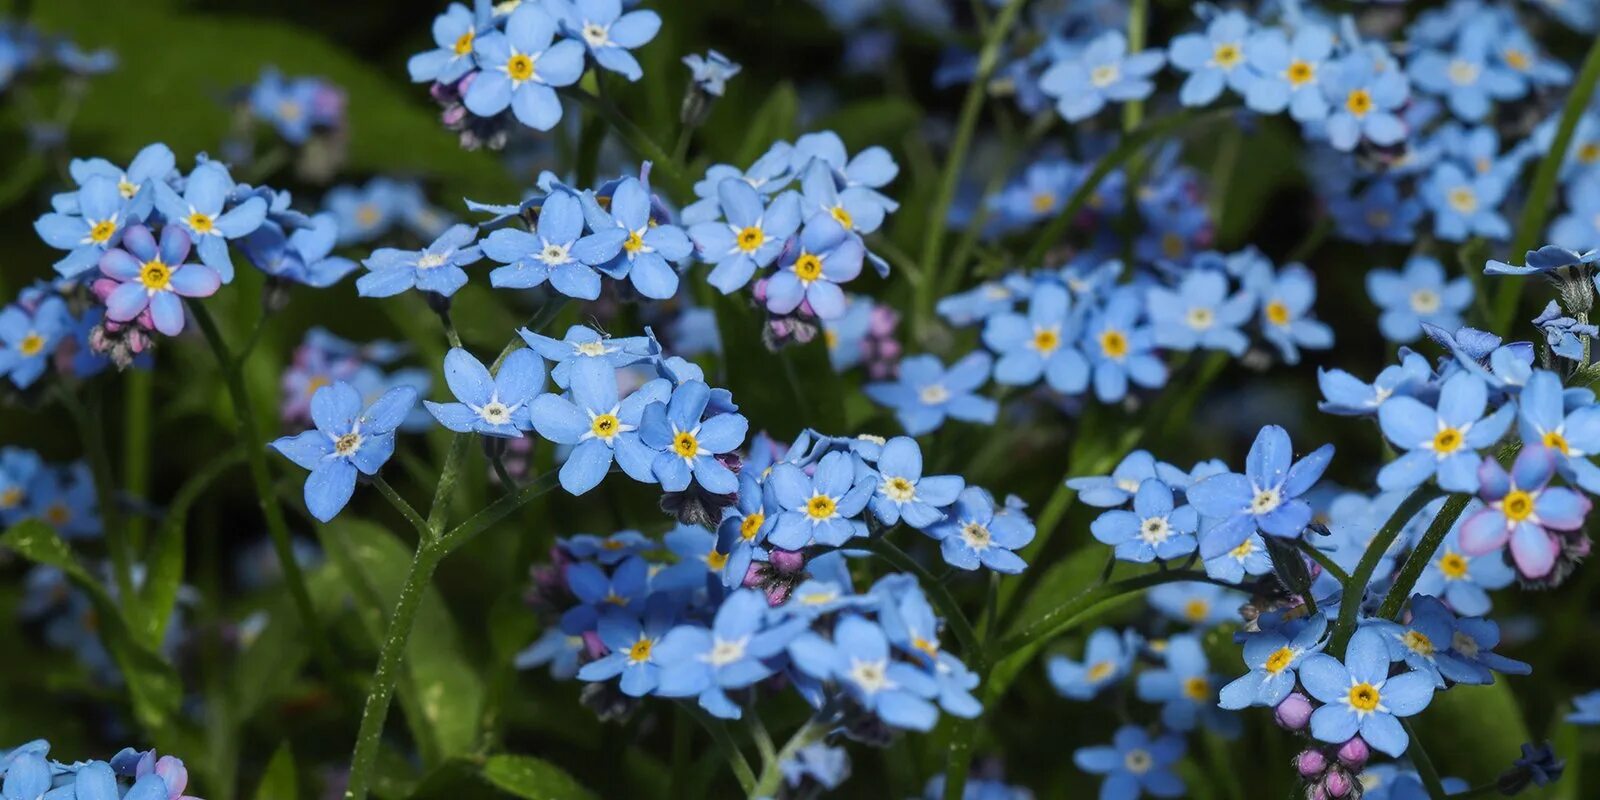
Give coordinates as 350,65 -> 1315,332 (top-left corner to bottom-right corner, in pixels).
96,225 -> 220,337
1459,447 -> 1590,579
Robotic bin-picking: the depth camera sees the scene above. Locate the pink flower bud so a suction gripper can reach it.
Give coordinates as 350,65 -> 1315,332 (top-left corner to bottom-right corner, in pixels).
1321,770 -> 1352,798
1294,749 -> 1327,779
769,549 -> 806,574
1336,736 -> 1369,769
1276,692 -> 1314,730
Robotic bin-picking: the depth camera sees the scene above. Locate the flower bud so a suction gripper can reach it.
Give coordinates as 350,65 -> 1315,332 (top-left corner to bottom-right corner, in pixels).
1294,749 -> 1327,779
1336,736 -> 1369,769
1320,769 -> 1352,798
1276,692 -> 1314,731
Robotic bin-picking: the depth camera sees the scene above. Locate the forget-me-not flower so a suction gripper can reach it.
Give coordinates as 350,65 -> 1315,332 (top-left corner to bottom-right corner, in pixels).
1518,369 -> 1600,493
582,176 -> 692,299
1188,424 -> 1335,558
1321,53 -> 1409,151
682,50 -> 740,96
1366,255 -> 1473,343
1048,627 -> 1137,700
639,380 -> 747,495
1147,268 -> 1254,355
867,436 -> 964,529
1219,613 -> 1328,709
983,281 -> 1090,394
1068,450 -> 1191,508
1459,446 -> 1590,579
356,223 -> 482,298
1298,627 -> 1436,756
689,180 -> 802,293
270,382 -> 417,522
1091,478 -> 1198,563
1259,265 -> 1333,364
1039,30 -> 1164,122
864,352 -> 996,435
481,191 -> 622,299
1073,726 -> 1186,800
1376,372 -> 1513,493
239,213 -> 359,288
1169,11 -> 1257,107
766,450 -> 871,549
654,589 -> 801,719
424,347 -> 544,439
407,2 -> 481,84
153,161 -> 267,282
1083,289 -> 1166,402
765,218 -> 863,319
34,176 -> 137,279
1244,25 -> 1333,121
924,487 -> 1035,573
464,4 -> 587,130
553,0 -> 660,82
97,224 -> 220,337
1422,162 -> 1510,241
575,600 -> 676,697
530,357 -> 670,494
0,298 -> 68,390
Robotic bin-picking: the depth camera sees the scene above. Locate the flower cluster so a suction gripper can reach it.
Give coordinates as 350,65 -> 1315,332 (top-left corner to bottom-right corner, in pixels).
0,742 -> 201,800
0,446 -> 97,537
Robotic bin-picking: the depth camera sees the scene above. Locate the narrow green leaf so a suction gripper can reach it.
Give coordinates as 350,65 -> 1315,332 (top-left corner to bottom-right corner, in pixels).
732,82 -> 798,166
252,744 -> 297,800
140,448 -> 244,647
480,754 -> 598,800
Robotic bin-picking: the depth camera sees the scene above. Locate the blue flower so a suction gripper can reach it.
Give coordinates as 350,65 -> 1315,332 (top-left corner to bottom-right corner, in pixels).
1320,52 -> 1410,151
925,487 -> 1034,573
1366,256 -> 1473,343
1149,581 -> 1247,627
1169,11 -> 1257,107
1083,289 -> 1166,402
515,627 -> 582,678
25,462 -> 99,539
1244,24 -> 1334,121
1568,691 -> 1600,725
654,589 -> 801,719
1039,30 -> 1164,122
638,380 -> 746,495
424,347 -> 545,439
1258,265 -> 1332,364
682,50 -> 740,97
356,223 -> 483,298
1203,532 -> 1273,584
1188,424 -> 1334,558
249,68 -> 340,145
520,324 -> 653,388
681,143 -> 794,225
152,161 -> 268,282
65,142 -> 174,218
1408,35 -> 1520,123
790,131 -> 900,218
34,176 -> 137,278
1068,450 -> 1192,508
1422,162 -> 1510,241
464,4 -> 586,130
1411,524 -> 1513,616
560,556 -> 649,633
798,155 -> 890,237
867,436 -> 964,529
864,352 -> 995,436
481,191 -> 622,299
575,600 -> 676,696
239,213 -> 359,288
529,358 -> 669,494
407,2 -> 482,84
552,0 -> 660,82
1136,634 -> 1236,735
1298,627 -> 1436,756
1377,372 -> 1512,493
983,281 -> 1090,394
832,615 -> 941,730
766,450 -> 871,549
1073,725 -> 1186,800
270,382 -> 418,522
1531,302 -> 1597,362
689,180 -> 802,293
0,296 -> 70,389
1329,178 -> 1423,244
765,218 -> 863,320
1091,479 -> 1198,563
0,448 -> 43,526
1485,244 -> 1600,278
0,750 -> 50,800
781,743 -> 850,791
1146,268 -> 1254,355
581,176 -> 692,299
1219,614 -> 1329,709
561,529 -> 652,564
1517,369 -> 1600,493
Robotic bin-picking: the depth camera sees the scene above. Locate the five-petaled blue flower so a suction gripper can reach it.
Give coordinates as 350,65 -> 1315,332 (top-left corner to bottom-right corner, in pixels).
575,600 -> 676,697
464,4 -> 587,130
867,436 -> 964,529
984,281 -> 1091,394
1366,255 -> 1473,343
1298,627 -> 1436,756
1091,478 -> 1198,563
1219,613 -> 1328,710
924,487 -> 1035,573
357,223 -> 483,298
583,176 -> 692,299
239,213 -> 359,288
1073,725 -> 1187,800
766,450 -> 871,549
1244,24 -> 1333,121
638,380 -> 747,495
424,347 -> 545,439
826,615 -> 940,731
765,218 -> 863,320
1169,11 -> 1257,107
530,357 -> 670,494
270,381 -> 418,522
553,0 -> 661,82
1188,424 -> 1334,558
0,297 -> 71,389
1377,372 -> 1512,493
689,179 -> 802,293
1146,269 -> 1254,355
34,176 -> 136,279
654,589 -> 801,719
1321,52 -> 1410,152
864,352 -> 996,436
1040,30 -> 1164,123
481,190 -> 622,299
153,161 -> 268,283
1517,369 -> 1600,493
407,2 -> 482,84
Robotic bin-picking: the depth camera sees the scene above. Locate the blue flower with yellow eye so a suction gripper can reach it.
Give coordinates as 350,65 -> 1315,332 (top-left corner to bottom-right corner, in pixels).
407,2 -> 481,84
1258,265 -> 1333,365
582,176 -> 692,299
1330,178 -> 1424,244
765,218 -> 863,320
1321,52 -> 1410,151
1074,726 -> 1186,800
530,358 -> 670,495
357,223 -> 482,298
1188,424 -> 1334,558
868,436 -> 964,529
1091,478 -> 1197,563
1244,24 -> 1333,121
1137,634 -> 1237,735
1377,372 -> 1513,493
552,0 -> 661,82
1298,627 -> 1436,756
0,296 -> 70,389
766,450 -> 871,549
864,352 -> 995,435
270,382 -> 418,522
560,556 -> 649,634
1219,612 -> 1327,709
984,281 -> 1090,394
1048,627 -> 1138,700
464,4 -> 587,130
925,487 -> 1035,573
1039,30 -> 1163,123
34,176 -> 138,279
1147,268 -> 1254,355
152,160 -> 268,283
575,600 -> 676,697
1169,11 -> 1257,107
654,589 -> 802,719
1422,162 -> 1510,242
689,180 -> 802,293
1082,289 -> 1165,403
638,380 -> 747,495
1366,255 -> 1473,343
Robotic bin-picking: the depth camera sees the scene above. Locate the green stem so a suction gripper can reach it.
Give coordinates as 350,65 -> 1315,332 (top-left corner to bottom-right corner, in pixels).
992,569 -> 1214,658
58,384 -> 138,615
1402,719 -> 1451,800
913,0 -> 1027,328
1327,486 -> 1438,657
122,368 -> 153,551
1377,494 -> 1472,620
372,475 -> 430,539
862,536 -> 986,671
1495,34 -> 1600,331
1296,539 -> 1349,585
1121,0 -> 1149,133
749,716 -> 832,799
187,301 -> 339,681
682,703 -> 757,794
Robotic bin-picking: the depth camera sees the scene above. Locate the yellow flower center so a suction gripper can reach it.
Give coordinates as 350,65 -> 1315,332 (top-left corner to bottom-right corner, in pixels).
88,219 -> 117,244
823,328 -> 838,349
1030,192 -> 1056,213
1447,187 -> 1478,214
1213,43 -> 1242,69
1032,326 -> 1061,354
1266,299 -> 1292,326
1438,552 -> 1469,579
1182,676 -> 1210,701
1347,683 -> 1381,712
1401,630 -> 1435,657
45,504 -> 71,526
334,432 -> 362,456
601,539 -> 627,551
1432,427 -> 1463,453
806,495 -> 837,520
740,512 -> 765,541
1099,330 -> 1129,360
794,253 -> 823,282
736,226 -> 764,252
356,204 -> 381,227
453,30 -> 475,57
830,205 -> 853,230
912,636 -> 940,659
1579,142 -> 1600,165
883,476 -> 916,502
1161,231 -> 1186,260
627,637 -> 653,662
1287,60 -> 1315,86
1263,646 -> 1294,674
590,413 -> 621,441
961,521 -> 991,550
1183,599 -> 1210,623
672,431 -> 699,459
18,333 -> 46,357
1410,289 -> 1441,314
705,550 -> 729,571
506,53 -> 535,82
623,230 -> 644,254
1543,430 -> 1570,455
139,259 -> 172,291
0,487 -> 21,507
1086,661 -> 1115,682
1345,89 -> 1373,116
1502,489 -> 1534,521
1230,539 -> 1255,558
1503,49 -> 1530,71
188,212 -> 215,235
117,178 -> 139,199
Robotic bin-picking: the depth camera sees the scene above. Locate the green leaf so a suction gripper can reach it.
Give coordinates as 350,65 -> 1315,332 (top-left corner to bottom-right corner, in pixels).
708,291 -> 845,438
480,754 -> 598,800
140,449 -> 244,647
732,82 -> 799,166
1411,680 -> 1530,784
322,518 -> 485,761
0,520 -> 182,732
230,565 -> 346,720
252,744 -> 297,800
